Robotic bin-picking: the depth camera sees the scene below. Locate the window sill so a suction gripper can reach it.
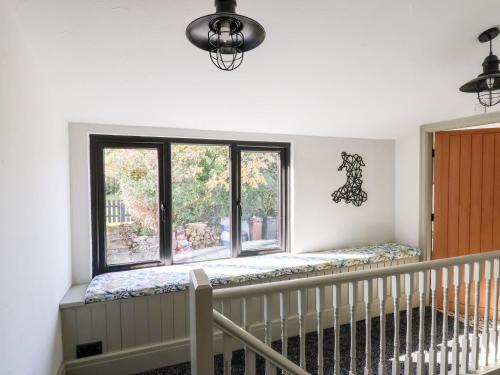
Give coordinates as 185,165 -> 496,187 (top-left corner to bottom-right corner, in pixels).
60,243 -> 420,309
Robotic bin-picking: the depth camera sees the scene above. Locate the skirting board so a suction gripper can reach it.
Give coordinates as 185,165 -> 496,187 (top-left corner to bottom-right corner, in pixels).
56,362 -> 66,375
63,296 -> 417,375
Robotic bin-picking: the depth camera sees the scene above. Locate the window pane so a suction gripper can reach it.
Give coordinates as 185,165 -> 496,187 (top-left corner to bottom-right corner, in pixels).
240,150 -> 281,252
104,148 -> 160,265
171,144 -> 231,263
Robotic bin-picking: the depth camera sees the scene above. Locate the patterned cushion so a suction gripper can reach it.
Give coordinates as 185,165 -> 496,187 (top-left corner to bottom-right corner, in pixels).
84,243 -> 421,304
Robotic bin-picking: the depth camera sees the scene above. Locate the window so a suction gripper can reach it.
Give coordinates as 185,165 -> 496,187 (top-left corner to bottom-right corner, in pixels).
90,135 -> 289,275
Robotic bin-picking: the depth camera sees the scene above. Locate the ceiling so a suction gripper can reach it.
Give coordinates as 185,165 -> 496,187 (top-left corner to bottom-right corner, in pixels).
6,0 -> 500,139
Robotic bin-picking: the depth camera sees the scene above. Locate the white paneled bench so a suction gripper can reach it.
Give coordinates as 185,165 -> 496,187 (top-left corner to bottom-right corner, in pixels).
60,243 -> 420,375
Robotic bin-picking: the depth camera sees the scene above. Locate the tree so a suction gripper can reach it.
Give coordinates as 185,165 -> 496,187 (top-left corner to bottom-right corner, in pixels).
104,145 -> 279,235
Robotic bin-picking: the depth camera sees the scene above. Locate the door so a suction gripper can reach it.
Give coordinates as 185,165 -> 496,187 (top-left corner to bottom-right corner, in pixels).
433,128 -> 500,315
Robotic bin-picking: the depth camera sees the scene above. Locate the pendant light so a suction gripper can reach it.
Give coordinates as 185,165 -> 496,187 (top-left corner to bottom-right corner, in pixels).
460,27 -> 500,108
186,0 -> 265,71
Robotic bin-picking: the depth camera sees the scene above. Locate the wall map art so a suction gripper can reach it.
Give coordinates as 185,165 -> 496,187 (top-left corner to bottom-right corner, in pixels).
331,152 -> 367,207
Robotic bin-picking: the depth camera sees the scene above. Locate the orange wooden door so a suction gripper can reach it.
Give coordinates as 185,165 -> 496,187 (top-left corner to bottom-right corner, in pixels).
433,128 -> 500,315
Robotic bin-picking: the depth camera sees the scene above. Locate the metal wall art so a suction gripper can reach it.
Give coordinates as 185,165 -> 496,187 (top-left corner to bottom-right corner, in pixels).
331,152 -> 367,207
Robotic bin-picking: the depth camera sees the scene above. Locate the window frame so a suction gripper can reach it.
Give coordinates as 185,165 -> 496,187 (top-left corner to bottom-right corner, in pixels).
90,134 -> 290,276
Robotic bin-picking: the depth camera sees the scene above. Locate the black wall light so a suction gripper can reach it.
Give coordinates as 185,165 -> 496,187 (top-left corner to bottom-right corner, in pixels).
460,27 -> 500,108
186,0 -> 265,71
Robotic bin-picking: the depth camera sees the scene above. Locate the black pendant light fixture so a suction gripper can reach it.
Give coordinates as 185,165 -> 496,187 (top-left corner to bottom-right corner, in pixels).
185,0 -> 265,71
460,27 -> 500,108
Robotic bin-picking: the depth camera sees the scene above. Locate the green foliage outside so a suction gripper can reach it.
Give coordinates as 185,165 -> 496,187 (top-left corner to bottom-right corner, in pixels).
104,145 -> 279,234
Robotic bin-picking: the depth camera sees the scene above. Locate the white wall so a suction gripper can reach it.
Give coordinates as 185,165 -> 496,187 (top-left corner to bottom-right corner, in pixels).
394,127 -> 420,247
0,3 -> 71,375
70,123 -> 395,284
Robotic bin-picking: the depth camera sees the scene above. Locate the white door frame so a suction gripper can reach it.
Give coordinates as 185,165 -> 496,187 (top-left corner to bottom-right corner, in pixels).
419,111 -> 500,261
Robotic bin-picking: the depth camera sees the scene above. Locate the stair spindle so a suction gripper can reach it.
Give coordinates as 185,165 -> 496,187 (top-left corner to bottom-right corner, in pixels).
460,264 -> 471,374
472,261 -> 481,370
451,265 -> 460,375
391,275 -> 400,375
429,269 -> 438,375
263,293 -> 272,374
221,302 -> 232,375
279,291 -> 289,359
298,288 -> 307,370
242,297 -> 256,374
333,284 -> 341,375
417,270 -> 426,375
364,279 -> 372,375
441,267 -> 450,375
493,259 -> 500,363
316,286 -> 325,375
378,277 -> 387,375
349,281 -> 357,375
483,260 -> 492,366
404,273 -> 413,375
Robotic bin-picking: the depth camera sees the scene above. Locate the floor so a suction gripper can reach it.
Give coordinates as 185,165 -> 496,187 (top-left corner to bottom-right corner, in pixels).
137,307 -> 469,375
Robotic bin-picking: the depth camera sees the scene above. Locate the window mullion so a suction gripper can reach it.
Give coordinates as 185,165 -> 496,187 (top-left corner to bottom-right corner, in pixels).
163,141 -> 172,265
231,144 -> 241,257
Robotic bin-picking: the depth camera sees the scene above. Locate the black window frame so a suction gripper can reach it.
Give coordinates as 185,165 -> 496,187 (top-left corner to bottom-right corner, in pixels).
90,134 -> 290,276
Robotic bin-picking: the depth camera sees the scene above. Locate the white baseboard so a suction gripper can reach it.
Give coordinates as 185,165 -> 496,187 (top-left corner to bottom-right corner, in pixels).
56,361 -> 66,375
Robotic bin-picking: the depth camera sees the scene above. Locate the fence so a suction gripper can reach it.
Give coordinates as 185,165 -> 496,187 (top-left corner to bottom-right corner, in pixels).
106,199 -> 132,223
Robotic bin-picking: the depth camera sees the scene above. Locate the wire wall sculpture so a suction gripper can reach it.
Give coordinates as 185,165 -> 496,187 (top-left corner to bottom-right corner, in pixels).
331,152 -> 367,207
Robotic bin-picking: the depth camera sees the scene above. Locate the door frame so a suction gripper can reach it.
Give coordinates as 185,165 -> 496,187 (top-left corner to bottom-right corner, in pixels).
419,111 -> 500,262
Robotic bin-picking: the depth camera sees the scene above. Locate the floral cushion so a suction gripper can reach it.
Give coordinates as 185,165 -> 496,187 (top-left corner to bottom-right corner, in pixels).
84,243 -> 420,304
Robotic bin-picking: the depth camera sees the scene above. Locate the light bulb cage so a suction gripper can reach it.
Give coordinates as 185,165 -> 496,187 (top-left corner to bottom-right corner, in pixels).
208,17 -> 244,71
478,89 -> 500,107
460,27 -> 500,107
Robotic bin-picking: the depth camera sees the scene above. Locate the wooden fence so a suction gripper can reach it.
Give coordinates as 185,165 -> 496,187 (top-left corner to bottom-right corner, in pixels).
106,199 -> 132,223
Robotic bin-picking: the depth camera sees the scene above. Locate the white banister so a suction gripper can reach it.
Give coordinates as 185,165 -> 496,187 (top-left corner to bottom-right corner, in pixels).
391,275 -> 400,375
441,267 -> 450,375
349,281 -> 357,375
404,273 -> 413,375
461,263 -> 471,374
213,310 -> 309,375
364,279 -> 372,375
472,261 -> 481,370
417,270 -> 426,375
316,286 -> 325,375
189,269 -> 214,375
378,277 -> 387,375
451,265 -> 460,375
429,268 -> 438,375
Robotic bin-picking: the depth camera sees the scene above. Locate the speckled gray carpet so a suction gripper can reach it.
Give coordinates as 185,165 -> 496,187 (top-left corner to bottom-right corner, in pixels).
137,307 -> 464,374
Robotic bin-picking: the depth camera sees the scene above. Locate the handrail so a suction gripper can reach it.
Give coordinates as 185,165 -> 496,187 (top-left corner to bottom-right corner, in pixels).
213,309 -> 309,375
212,249 -> 500,300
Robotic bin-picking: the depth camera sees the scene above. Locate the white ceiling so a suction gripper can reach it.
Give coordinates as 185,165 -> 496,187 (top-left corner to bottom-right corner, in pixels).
7,0 -> 500,139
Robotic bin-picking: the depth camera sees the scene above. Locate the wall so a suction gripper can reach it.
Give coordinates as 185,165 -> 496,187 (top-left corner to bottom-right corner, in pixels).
70,123 -> 395,284
394,127 -> 421,247
0,2 -> 71,375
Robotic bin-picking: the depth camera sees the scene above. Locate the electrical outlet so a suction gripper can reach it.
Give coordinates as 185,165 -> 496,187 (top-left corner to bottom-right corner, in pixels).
76,341 -> 102,358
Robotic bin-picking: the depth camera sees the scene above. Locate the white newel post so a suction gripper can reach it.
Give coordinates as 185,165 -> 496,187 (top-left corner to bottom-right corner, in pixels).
190,269 -> 214,375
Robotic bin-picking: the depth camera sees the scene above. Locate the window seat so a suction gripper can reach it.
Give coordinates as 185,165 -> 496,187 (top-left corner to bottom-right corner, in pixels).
83,243 -> 420,304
